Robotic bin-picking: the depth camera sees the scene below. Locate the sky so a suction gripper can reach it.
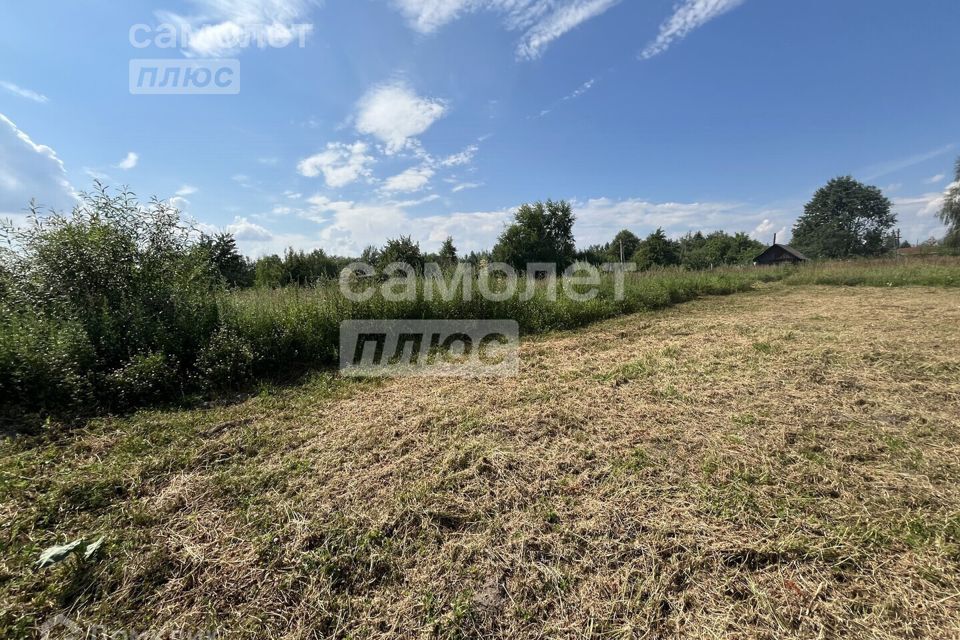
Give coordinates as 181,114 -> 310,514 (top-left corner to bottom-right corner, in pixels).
1,0 -> 958,257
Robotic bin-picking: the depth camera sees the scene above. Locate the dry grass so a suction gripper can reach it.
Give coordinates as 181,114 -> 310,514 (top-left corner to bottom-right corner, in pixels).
3,285 -> 960,638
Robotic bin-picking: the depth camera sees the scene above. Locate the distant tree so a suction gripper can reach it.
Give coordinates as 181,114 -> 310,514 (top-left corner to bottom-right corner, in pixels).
360,245 -> 381,265
202,233 -> 252,287
791,176 -> 896,258
492,200 -> 576,271
254,255 -> 283,288
941,157 -> 960,248
438,236 -> 458,266
577,244 -> 608,265
463,250 -> 492,266
379,235 -> 424,272
279,248 -> 339,285
608,229 -> 642,262
899,240 -> 912,249
632,228 -> 681,270
680,230 -> 764,269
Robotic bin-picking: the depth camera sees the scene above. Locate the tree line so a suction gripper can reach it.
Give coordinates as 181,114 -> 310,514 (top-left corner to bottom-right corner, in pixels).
199,160 -> 960,289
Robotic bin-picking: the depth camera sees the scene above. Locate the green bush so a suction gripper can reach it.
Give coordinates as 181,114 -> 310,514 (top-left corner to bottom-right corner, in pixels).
107,352 -> 180,408
0,184 -> 221,415
0,308 -> 96,414
196,328 -> 255,389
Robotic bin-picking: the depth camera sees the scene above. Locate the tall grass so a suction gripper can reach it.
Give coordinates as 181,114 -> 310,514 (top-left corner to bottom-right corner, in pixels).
782,256 -> 960,287
4,230 -> 959,419
219,267 -> 777,375
219,258 -> 960,379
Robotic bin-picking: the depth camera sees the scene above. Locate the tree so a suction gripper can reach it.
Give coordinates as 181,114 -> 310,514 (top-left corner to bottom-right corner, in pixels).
254,255 -> 283,288
360,245 -> 381,265
438,236 -> 458,266
941,157 -> 960,248
608,229 -> 642,262
199,233 -> 253,288
577,244 -> 607,265
791,176 -> 896,258
632,228 -> 680,270
492,200 -> 576,271
379,235 -> 424,272
679,230 -> 764,269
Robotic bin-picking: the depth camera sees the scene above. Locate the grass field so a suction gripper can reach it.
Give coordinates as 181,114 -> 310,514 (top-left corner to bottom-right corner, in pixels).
3,281 -> 960,638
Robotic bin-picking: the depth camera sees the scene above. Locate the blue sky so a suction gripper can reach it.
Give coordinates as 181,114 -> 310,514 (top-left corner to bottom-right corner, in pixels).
1,0 -> 958,256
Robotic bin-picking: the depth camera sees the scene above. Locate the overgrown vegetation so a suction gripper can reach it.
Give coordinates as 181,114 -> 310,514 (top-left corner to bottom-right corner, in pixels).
2,185 -> 959,420
0,186 -> 221,415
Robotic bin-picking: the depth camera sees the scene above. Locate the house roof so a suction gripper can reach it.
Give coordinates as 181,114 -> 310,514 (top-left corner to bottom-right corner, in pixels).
754,244 -> 809,262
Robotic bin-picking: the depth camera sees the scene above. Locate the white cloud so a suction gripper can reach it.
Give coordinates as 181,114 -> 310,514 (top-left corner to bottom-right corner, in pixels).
168,195 -> 191,211
176,184 -> 199,196
640,0 -> 746,60
391,0 -> 620,59
571,196 -> 791,247
440,144 -> 479,167
0,113 -> 75,215
84,167 -> 111,182
750,218 -> 786,243
355,82 -> 447,154
307,193 -> 511,255
451,182 -> 482,193
226,216 -> 274,241
0,81 -> 49,104
297,142 -> 375,187
860,144 -> 955,181
114,152 -> 139,170
564,78 -> 595,101
292,193 -> 796,257
391,0 -> 472,32
157,0 -> 316,57
382,165 -> 435,193
924,173 -> 946,185
893,190 -> 950,244
517,0 -> 621,60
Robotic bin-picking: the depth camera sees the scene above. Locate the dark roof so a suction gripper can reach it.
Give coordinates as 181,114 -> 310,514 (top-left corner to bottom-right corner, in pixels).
753,244 -> 809,263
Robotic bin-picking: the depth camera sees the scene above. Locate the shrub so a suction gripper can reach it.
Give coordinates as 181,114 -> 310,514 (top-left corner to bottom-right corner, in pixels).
0,307 -> 96,414
107,352 -> 180,408
0,184 -> 222,414
196,328 -> 255,389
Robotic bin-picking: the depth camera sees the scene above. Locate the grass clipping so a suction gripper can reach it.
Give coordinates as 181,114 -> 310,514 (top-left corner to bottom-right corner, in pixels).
2,285 -> 960,638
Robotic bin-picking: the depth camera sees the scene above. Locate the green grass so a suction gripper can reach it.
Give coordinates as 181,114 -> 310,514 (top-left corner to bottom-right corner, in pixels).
3,283 -> 960,638
3,257 -> 959,419
218,257 -> 960,381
